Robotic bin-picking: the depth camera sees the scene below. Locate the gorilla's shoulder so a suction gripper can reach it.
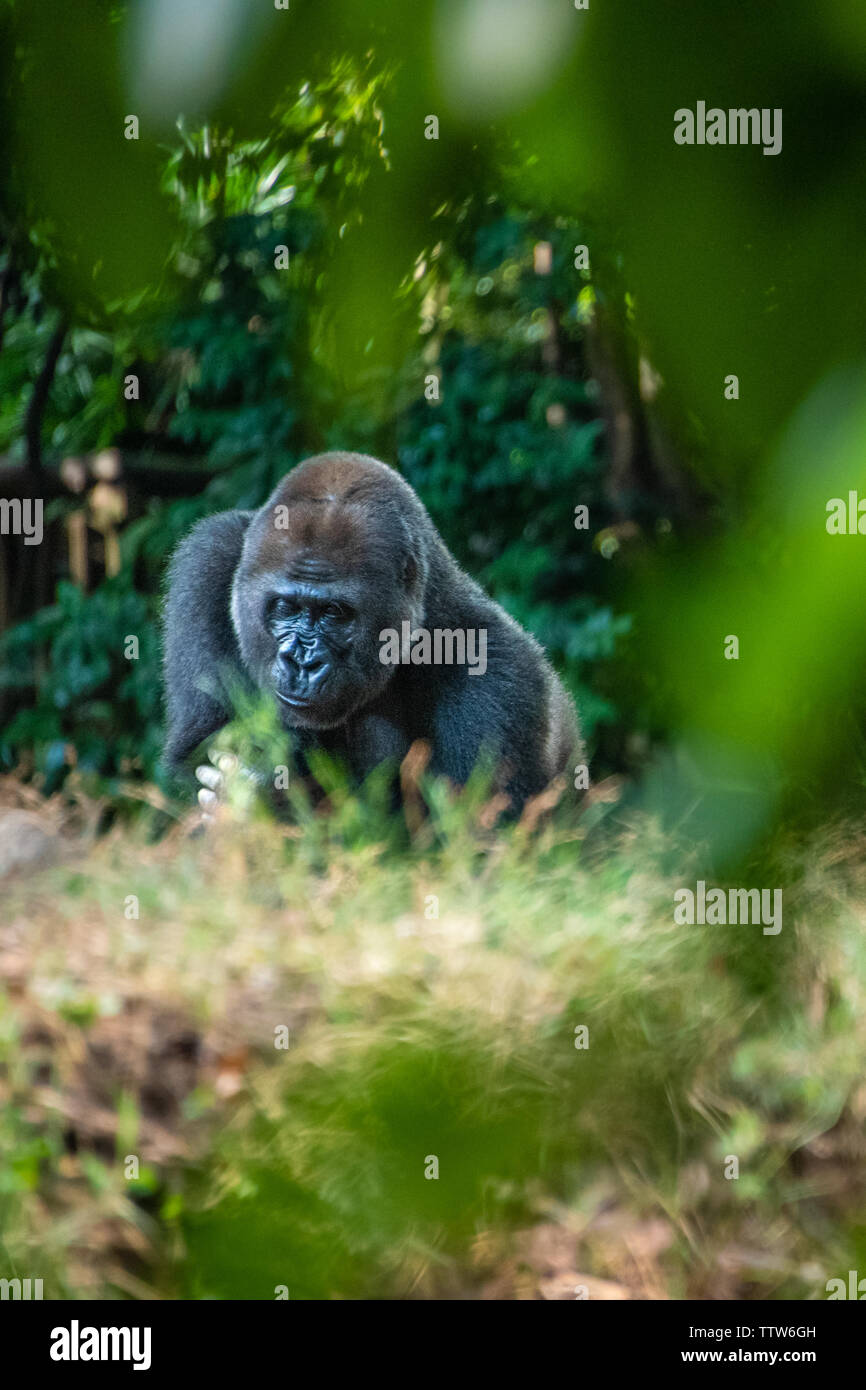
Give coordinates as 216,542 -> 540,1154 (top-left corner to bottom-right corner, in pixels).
165,509 -> 254,592
169,508 -> 254,562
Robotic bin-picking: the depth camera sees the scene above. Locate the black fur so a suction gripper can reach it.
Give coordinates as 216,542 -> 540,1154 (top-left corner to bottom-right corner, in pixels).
163,452 -> 580,811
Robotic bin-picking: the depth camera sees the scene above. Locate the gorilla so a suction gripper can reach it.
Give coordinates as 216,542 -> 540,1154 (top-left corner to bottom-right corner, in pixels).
163,452 -> 580,813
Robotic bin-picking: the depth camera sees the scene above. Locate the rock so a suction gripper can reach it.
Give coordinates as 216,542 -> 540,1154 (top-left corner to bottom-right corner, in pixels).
0,810 -> 60,877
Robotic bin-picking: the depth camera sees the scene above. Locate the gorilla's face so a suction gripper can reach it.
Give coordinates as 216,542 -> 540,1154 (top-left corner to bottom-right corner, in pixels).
260,563 -> 394,729
231,465 -> 424,730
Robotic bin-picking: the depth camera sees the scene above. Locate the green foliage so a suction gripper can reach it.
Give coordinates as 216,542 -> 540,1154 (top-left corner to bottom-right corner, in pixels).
3,0 -> 864,846
0,580 -> 162,790
0,69 -> 628,790
395,212 -> 626,728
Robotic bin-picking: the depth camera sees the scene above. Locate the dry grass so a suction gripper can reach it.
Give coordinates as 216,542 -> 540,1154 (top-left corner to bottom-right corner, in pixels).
1,775 -> 865,1299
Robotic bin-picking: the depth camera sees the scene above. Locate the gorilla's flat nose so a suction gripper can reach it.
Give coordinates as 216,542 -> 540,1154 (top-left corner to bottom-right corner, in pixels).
280,634 -> 319,668
278,637 -> 328,696
296,646 -> 324,672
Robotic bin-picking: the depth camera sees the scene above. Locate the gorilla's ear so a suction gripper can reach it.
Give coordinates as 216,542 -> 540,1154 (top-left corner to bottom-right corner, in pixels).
391,506 -> 426,597
162,509 -> 253,769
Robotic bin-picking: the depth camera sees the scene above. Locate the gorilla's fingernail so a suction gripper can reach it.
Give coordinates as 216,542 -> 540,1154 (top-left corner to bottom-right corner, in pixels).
198,788 -> 218,809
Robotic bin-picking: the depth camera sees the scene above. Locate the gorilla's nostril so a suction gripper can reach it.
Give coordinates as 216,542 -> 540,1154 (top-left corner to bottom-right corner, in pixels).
297,649 -> 324,673
306,659 -> 328,687
278,643 -> 329,696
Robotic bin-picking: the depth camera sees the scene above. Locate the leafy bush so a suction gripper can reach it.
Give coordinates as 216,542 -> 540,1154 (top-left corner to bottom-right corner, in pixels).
1,76 -> 636,791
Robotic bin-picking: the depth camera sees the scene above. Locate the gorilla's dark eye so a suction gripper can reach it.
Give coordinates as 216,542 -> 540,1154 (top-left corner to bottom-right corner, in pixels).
268,595 -> 300,623
324,601 -> 353,622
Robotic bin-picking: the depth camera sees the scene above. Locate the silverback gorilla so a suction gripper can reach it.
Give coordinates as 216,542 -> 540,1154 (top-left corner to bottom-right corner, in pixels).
163,452 -> 580,813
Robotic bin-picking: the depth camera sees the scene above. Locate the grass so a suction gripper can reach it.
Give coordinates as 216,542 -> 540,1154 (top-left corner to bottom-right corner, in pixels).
1,769 -> 865,1300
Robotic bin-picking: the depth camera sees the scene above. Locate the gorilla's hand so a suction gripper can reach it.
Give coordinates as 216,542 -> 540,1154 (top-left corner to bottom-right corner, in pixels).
195,750 -> 262,823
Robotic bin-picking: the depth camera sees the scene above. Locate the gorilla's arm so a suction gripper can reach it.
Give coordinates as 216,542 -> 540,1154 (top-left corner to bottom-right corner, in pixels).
415,594 -> 579,809
162,509 -> 253,769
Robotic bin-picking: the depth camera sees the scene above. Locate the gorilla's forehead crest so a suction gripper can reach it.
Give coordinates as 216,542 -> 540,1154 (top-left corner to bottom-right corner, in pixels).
283,553 -> 341,584
276,451 -> 423,519
275,499 -> 366,561
243,451 -> 424,579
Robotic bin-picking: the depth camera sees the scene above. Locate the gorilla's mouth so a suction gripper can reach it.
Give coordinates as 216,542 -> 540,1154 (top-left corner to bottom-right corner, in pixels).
275,689 -> 313,709
274,684 -> 352,731
273,676 -> 366,730
274,682 -> 344,723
